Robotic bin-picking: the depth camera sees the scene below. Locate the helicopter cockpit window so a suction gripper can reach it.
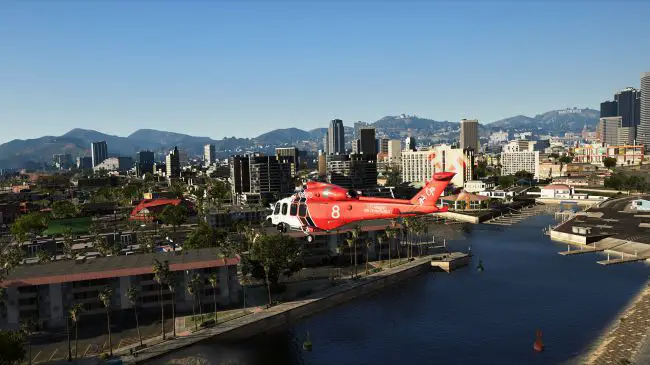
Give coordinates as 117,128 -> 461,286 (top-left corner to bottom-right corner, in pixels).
290,204 -> 298,216
274,203 -> 281,215
281,203 -> 288,215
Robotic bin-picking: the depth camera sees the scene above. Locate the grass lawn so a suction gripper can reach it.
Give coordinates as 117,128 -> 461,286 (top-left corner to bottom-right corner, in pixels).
43,217 -> 92,236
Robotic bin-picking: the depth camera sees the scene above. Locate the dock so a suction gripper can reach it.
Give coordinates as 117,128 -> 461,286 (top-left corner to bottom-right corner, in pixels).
430,252 -> 471,273
597,251 -> 649,266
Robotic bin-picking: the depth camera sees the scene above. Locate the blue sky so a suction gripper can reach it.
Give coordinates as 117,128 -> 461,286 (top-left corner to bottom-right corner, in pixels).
1,1 -> 649,143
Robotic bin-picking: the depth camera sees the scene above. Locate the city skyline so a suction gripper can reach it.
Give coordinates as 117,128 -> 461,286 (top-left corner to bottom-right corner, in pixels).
1,2 -> 649,144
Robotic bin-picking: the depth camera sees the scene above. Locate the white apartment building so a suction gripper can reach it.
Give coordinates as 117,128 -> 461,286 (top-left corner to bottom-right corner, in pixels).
401,144 -> 474,187
500,150 -> 540,179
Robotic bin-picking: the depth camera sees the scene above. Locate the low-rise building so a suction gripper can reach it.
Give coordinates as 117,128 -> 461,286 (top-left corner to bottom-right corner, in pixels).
572,144 -> 644,166
0,248 -> 240,330
540,184 -> 572,199
463,180 -> 495,193
130,199 -> 194,222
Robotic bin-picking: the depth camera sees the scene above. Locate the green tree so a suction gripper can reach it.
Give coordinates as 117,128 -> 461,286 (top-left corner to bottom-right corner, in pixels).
152,259 -> 169,340
558,155 -> 573,165
126,286 -> 143,347
36,249 -> 51,264
51,200 -> 78,219
98,286 -> 114,357
61,228 -> 74,259
0,330 -> 26,365
474,160 -> 488,178
385,166 -> 401,187
250,234 -> 302,305
158,205 -> 188,235
11,212 -> 48,244
514,170 -> 534,181
603,157 -> 617,169
169,181 -> 186,199
69,303 -> 83,360
498,175 -> 516,189
185,223 -> 215,249
2,246 -> 25,274
207,180 -> 230,208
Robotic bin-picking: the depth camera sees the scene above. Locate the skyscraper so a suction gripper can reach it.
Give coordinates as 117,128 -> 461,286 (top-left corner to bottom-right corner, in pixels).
91,141 -> 108,167
136,151 -> 155,176
204,144 -> 216,165
460,119 -> 479,151
359,127 -> 376,155
328,119 -> 345,155
640,72 -> 650,153
276,147 -> 300,176
600,100 -> 618,118
166,146 -> 181,179
378,138 -> 390,154
614,87 -> 641,128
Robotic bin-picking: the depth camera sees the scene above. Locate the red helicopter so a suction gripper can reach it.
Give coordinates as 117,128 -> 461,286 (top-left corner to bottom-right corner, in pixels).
267,172 -> 455,241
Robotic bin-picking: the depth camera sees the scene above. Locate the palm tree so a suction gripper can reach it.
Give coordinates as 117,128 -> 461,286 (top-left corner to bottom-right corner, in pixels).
193,274 -> 204,322
345,237 -> 355,278
390,219 -> 402,262
126,286 -> 143,347
186,278 -> 198,331
351,225 -> 363,278
152,259 -> 168,340
168,277 -> 177,337
208,273 -> 219,325
69,303 -> 83,360
98,286 -> 114,357
376,231 -> 387,264
365,237 -> 373,275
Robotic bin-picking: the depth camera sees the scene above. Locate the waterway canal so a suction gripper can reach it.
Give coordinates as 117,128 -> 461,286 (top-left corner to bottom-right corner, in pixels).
154,215 -> 650,365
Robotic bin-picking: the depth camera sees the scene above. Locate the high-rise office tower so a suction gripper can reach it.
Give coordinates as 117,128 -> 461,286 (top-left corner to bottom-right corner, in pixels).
166,146 -> 181,178
460,119 -> 479,151
91,141 -> 108,167
614,87 -> 641,128
276,147 -> 300,176
359,127 -> 376,155
600,100 -> 618,118
136,151 -> 155,176
328,119 -> 345,155
204,144 -> 216,165
323,132 -> 329,154
640,72 -> 650,152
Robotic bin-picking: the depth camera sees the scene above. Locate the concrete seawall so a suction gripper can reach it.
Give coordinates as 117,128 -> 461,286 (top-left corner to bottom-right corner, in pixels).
122,256 -> 434,364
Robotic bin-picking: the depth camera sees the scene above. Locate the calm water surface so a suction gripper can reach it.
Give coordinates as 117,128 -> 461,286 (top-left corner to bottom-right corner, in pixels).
155,215 -> 649,365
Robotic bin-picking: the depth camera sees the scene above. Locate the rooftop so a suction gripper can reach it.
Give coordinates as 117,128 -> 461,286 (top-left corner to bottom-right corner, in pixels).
2,247 -> 239,287
554,195 -> 650,245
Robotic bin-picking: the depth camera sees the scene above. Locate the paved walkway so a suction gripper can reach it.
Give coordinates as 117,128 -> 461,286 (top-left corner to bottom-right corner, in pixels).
583,282 -> 650,365
118,256 -> 433,364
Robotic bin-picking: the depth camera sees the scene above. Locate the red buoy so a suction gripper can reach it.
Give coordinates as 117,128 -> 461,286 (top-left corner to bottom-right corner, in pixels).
533,329 -> 544,352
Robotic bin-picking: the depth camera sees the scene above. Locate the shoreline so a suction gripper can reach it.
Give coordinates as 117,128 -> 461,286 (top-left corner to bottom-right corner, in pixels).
579,279 -> 650,365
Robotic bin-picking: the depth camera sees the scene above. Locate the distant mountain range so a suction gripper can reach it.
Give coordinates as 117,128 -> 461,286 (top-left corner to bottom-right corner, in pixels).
0,108 -> 599,169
